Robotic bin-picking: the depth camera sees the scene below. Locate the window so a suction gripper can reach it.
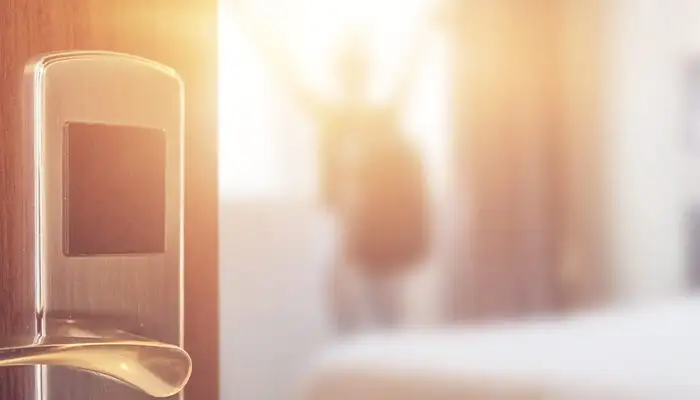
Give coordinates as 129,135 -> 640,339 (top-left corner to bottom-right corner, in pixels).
218,0 -> 451,200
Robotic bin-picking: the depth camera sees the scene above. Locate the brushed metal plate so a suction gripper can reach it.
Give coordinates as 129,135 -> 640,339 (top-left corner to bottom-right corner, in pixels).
24,51 -> 184,400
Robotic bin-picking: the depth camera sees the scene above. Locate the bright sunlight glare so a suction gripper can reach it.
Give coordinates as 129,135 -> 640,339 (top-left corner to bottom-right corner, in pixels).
218,0 -> 449,198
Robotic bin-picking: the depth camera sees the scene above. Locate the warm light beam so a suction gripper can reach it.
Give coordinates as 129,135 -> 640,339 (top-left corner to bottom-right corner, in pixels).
218,0 -> 448,198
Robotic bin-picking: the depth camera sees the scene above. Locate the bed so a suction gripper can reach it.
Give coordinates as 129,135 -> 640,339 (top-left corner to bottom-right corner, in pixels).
300,296 -> 700,399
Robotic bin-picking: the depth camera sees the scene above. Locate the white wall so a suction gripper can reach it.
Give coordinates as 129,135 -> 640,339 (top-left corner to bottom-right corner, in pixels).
605,0 -> 700,302
219,202 -> 336,400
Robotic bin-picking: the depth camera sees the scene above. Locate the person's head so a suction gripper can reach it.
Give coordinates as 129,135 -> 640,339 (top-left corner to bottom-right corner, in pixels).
333,29 -> 371,102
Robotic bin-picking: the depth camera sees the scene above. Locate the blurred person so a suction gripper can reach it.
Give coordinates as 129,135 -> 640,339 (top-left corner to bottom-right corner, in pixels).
235,8 -> 433,333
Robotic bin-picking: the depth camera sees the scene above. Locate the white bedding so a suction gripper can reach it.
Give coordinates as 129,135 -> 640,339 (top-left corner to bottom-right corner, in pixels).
301,296 -> 700,399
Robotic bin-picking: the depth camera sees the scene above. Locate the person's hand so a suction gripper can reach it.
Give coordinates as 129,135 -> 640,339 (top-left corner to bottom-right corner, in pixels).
428,0 -> 455,31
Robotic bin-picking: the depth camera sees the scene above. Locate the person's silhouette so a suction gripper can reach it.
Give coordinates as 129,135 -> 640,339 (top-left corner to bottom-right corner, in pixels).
237,10 -> 433,332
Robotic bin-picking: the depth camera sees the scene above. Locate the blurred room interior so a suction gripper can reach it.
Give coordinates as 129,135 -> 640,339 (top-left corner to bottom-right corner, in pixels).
217,0 -> 700,398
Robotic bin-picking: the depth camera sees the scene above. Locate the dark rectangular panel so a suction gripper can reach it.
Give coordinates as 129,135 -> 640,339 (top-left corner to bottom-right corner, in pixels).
64,122 -> 167,255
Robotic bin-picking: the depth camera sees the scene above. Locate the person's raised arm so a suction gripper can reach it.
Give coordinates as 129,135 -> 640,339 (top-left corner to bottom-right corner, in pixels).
387,9 -> 443,115
232,4 -> 327,118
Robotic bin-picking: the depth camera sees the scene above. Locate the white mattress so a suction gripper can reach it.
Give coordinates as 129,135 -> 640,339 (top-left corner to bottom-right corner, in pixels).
301,296 -> 700,399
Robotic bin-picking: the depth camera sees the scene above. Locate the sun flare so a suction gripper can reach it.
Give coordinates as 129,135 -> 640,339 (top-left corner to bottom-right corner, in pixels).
218,0 -> 448,198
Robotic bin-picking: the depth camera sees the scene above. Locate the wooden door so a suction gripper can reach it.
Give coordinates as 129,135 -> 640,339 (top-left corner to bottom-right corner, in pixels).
0,1 -> 218,399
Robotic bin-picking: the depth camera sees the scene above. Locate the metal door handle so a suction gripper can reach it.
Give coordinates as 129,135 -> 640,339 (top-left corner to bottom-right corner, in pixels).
0,320 -> 191,398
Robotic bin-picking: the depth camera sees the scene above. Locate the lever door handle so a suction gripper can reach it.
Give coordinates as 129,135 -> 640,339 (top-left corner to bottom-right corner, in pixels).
0,320 -> 191,398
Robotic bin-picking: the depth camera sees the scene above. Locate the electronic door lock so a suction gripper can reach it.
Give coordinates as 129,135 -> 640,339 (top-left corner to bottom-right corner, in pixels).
0,51 -> 189,399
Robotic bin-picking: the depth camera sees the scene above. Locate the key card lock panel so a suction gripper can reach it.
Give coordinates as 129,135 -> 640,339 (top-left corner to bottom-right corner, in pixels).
17,51 -> 187,399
